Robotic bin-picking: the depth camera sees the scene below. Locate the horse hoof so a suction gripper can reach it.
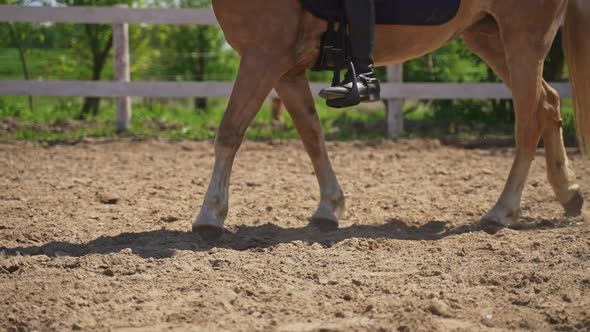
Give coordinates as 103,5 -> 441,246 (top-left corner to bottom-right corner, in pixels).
478,217 -> 506,235
193,206 -> 225,240
309,217 -> 339,232
192,224 -> 224,240
479,205 -> 521,234
309,204 -> 340,232
479,210 -> 519,234
563,191 -> 584,217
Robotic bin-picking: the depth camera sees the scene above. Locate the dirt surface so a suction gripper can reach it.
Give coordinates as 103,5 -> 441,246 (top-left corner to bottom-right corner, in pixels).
1,139 -> 589,332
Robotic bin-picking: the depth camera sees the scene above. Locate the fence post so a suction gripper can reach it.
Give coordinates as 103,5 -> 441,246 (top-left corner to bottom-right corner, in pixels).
386,64 -> 404,138
113,6 -> 131,132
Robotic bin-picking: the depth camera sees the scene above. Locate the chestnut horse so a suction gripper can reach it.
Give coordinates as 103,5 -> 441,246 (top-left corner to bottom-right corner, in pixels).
193,0 -> 590,239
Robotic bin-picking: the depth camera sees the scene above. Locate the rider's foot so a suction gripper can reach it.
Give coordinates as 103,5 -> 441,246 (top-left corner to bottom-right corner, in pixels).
319,70 -> 381,103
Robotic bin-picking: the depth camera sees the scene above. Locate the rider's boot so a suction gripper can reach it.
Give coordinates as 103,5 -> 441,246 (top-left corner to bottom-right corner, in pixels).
319,0 -> 381,106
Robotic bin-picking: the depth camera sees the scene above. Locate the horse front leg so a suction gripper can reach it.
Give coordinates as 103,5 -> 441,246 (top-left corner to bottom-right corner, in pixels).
193,53 -> 285,239
275,72 -> 345,231
480,68 -> 544,228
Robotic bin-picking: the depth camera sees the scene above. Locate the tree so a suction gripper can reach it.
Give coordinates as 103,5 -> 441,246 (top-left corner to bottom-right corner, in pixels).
164,25 -> 221,111
5,23 -> 34,111
153,0 -> 229,112
54,0 -> 133,118
80,23 -> 113,117
0,0 -> 36,111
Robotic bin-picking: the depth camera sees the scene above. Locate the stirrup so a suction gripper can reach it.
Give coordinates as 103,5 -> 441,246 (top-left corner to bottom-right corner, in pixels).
325,62 -> 381,108
326,62 -> 362,109
358,73 -> 381,102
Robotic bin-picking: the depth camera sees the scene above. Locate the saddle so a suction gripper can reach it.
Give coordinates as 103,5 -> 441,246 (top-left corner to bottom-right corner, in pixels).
301,0 -> 461,107
301,0 -> 461,27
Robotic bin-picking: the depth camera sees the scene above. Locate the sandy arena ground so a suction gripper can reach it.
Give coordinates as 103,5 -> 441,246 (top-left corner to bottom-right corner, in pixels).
1,139 -> 589,331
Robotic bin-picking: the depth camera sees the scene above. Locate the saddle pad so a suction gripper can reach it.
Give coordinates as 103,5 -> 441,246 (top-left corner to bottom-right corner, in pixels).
301,0 -> 461,26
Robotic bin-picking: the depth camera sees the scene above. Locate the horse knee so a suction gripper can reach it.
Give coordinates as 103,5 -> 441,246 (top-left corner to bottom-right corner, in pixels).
216,116 -> 249,148
541,83 -> 563,129
514,83 -> 560,146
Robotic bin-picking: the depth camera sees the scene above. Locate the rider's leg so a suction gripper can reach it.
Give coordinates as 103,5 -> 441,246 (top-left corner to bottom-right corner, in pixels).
347,0 -> 375,75
319,0 -> 380,104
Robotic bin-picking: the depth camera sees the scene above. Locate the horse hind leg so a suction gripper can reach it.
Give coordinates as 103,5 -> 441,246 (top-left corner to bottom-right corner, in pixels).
275,72 -> 345,231
193,53 -> 286,239
541,81 -> 584,216
486,6 -> 571,228
464,10 -> 582,228
494,77 -> 584,220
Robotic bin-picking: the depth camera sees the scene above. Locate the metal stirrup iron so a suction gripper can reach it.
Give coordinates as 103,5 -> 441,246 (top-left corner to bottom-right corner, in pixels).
326,62 -> 362,108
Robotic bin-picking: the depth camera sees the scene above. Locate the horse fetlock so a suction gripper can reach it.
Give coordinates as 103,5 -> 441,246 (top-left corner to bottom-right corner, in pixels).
325,189 -> 345,218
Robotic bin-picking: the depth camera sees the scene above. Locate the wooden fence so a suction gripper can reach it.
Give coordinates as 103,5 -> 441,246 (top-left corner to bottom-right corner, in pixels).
0,5 -> 572,137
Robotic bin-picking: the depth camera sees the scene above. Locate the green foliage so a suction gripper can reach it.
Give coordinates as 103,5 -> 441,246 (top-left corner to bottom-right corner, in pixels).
134,24 -> 236,82
50,0 -> 134,78
0,4 -> 576,142
405,39 -> 487,83
0,95 -> 394,141
403,39 -> 509,135
0,48 -> 95,79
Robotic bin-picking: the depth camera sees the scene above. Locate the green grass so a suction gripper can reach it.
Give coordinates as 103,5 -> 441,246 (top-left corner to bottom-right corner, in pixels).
0,47 -> 390,142
0,96 -> 395,142
0,48 -> 99,80
1,95 -> 577,143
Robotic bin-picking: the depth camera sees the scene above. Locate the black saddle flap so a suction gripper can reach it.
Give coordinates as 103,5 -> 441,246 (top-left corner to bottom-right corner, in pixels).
301,0 -> 461,26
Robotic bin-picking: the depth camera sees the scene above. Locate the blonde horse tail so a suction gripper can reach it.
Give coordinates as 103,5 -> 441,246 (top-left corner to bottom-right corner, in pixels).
564,0 -> 590,155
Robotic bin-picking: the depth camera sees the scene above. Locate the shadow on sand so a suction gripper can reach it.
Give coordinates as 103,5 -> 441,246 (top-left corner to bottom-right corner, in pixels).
0,217 -> 583,259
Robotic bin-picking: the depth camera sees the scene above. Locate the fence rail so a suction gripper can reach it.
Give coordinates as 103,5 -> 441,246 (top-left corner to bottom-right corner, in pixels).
0,5 -> 218,25
0,5 -> 572,137
0,80 -> 573,99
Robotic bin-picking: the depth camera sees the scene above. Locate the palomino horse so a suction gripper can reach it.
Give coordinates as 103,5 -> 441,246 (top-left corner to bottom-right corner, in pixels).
193,0 -> 589,239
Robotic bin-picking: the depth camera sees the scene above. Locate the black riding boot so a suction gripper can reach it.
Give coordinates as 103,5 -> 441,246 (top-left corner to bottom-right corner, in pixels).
319,0 -> 380,107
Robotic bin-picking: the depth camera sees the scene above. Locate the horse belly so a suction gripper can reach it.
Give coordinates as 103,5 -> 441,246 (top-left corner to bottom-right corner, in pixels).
373,0 -> 484,65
